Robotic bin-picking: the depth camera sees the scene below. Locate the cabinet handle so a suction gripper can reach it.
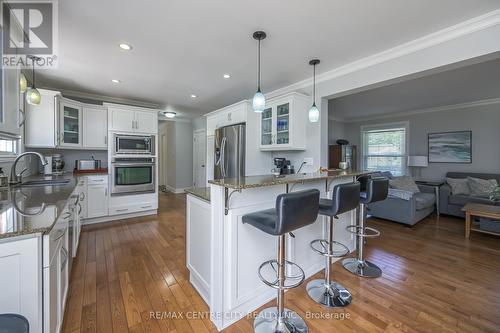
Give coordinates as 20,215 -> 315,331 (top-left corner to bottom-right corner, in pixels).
141,205 -> 152,209
104,135 -> 107,145
62,212 -> 71,219
105,188 -> 108,196
53,229 -> 65,241
61,247 -> 68,271
18,109 -> 25,128
116,208 -> 128,212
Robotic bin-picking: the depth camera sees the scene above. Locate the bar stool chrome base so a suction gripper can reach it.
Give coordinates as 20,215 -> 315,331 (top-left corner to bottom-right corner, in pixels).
306,279 -> 352,308
341,258 -> 382,278
254,307 -> 308,333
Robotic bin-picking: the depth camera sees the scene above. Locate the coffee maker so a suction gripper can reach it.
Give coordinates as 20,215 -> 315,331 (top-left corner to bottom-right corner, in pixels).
273,157 -> 294,175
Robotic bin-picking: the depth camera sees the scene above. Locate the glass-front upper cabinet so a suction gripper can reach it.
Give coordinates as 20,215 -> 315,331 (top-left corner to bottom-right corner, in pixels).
259,93 -> 308,151
261,107 -> 273,146
59,99 -> 82,147
276,103 -> 289,145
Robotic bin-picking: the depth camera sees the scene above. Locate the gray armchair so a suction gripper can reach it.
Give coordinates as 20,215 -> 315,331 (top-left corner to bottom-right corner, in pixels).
367,185 -> 436,226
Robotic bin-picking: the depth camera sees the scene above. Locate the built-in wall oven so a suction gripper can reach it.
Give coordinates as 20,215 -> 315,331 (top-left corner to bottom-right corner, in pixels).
111,157 -> 156,195
114,134 -> 155,155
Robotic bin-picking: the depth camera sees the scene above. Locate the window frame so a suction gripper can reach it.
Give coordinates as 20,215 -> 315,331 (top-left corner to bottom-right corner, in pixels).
360,121 -> 410,176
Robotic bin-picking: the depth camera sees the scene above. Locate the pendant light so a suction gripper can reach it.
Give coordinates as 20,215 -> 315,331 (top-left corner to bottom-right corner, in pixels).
26,56 -> 41,105
308,59 -> 320,122
252,31 -> 266,112
19,73 -> 27,93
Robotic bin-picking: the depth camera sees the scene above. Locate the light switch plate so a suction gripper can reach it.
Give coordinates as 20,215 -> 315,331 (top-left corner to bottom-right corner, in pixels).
304,158 -> 313,166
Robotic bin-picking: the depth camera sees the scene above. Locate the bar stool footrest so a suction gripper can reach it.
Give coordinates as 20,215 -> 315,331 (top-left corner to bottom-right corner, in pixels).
345,225 -> 380,238
258,259 -> 305,290
309,239 -> 349,258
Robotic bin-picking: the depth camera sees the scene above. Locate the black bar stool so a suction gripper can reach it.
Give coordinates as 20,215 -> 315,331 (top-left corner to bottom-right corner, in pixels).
342,176 -> 389,278
0,314 -> 29,333
243,189 -> 320,333
306,182 -> 360,308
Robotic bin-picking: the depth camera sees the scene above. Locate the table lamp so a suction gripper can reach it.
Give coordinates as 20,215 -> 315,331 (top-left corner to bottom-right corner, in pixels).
408,156 -> 428,180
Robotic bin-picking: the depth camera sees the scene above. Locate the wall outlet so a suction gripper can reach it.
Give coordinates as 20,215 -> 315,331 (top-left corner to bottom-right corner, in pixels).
303,158 -> 313,166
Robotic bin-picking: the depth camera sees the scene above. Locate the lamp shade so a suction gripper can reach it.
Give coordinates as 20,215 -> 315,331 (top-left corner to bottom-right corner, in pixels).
407,156 -> 428,167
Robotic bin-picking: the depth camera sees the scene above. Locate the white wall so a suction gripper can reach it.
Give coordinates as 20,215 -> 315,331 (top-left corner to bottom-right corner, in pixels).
343,103 -> 500,180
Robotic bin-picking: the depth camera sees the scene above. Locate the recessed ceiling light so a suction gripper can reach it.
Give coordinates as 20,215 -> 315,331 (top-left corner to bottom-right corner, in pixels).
111,79 -> 121,83
190,94 -> 197,98
119,43 -> 132,50
223,73 -> 231,79
163,111 -> 176,118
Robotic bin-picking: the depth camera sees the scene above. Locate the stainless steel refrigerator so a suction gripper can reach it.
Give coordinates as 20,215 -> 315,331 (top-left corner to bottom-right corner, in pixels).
214,123 -> 245,179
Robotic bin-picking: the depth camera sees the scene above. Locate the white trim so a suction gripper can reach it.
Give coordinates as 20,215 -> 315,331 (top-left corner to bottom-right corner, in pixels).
360,121 -> 410,175
164,185 -> 190,194
338,97 -> 500,123
43,87 -> 161,109
81,209 -> 157,225
265,9 -> 500,100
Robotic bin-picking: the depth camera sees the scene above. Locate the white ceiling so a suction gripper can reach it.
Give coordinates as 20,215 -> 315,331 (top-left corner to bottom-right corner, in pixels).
37,0 -> 500,117
329,57 -> 500,121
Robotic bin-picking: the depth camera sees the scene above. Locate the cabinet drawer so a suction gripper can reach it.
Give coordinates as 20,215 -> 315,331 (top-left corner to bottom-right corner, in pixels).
86,175 -> 108,184
109,202 -> 157,216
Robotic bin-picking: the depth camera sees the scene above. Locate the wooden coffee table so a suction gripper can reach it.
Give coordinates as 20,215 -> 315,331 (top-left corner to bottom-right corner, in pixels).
462,203 -> 500,238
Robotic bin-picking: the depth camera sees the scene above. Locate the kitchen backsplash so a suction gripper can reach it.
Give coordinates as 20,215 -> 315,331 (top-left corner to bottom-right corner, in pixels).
28,149 -> 108,174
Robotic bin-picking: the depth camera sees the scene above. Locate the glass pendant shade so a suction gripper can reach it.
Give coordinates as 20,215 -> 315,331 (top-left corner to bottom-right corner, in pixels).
308,103 -> 319,122
19,73 -> 28,93
252,89 -> 265,112
26,87 -> 41,105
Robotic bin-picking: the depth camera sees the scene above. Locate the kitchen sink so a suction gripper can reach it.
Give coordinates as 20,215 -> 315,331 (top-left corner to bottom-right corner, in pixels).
18,179 -> 71,187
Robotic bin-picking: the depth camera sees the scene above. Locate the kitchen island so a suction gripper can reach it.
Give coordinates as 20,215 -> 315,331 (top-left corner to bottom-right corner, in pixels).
186,170 -> 366,331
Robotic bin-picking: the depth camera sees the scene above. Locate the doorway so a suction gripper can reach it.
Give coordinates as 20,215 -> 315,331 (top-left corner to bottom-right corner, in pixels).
193,129 -> 206,187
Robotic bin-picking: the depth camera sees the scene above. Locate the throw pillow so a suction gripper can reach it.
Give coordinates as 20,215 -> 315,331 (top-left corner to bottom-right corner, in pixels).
467,177 -> 498,198
446,178 -> 470,195
389,176 -> 420,193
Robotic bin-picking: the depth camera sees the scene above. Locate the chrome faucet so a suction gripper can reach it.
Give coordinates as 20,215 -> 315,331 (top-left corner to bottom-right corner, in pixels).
10,152 -> 48,185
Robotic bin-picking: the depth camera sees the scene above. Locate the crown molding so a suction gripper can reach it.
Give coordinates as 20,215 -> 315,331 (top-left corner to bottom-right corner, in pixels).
337,97 -> 500,123
266,9 -> 500,99
41,86 -> 162,109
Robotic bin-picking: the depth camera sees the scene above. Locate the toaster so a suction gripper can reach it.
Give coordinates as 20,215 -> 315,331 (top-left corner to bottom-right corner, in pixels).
76,160 -> 98,170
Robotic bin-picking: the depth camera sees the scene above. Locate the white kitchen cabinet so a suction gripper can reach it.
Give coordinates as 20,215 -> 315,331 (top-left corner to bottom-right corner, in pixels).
24,89 -> 61,148
87,176 -> 109,218
107,104 -> 159,134
206,101 -> 248,136
135,110 -> 158,133
0,12 -> 23,137
259,92 -> 308,151
59,98 -> 83,148
0,237 -> 42,333
108,107 -> 135,132
83,105 -> 108,149
57,229 -> 69,329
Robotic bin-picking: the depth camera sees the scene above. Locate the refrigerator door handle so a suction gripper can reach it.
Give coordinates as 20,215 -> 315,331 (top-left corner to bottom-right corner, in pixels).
220,136 -> 226,178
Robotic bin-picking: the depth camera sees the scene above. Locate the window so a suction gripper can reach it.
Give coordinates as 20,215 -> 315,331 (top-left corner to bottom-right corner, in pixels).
0,138 -> 18,155
361,122 -> 408,176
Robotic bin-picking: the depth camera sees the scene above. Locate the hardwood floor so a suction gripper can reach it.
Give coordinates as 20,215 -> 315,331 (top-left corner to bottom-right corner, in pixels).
62,192 -> 500,333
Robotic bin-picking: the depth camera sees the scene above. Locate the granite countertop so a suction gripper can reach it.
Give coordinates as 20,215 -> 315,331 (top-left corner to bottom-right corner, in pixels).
208,170 -> 368,190
0,174 -> 81,240
185,187 -> 210,202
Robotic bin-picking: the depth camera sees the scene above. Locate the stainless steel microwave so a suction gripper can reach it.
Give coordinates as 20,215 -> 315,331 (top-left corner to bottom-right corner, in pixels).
113,134 -> 155,155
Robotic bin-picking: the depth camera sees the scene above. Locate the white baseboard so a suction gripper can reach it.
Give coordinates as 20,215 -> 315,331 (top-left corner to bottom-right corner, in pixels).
82,209 -> 158,225
163,185 -> 190,194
